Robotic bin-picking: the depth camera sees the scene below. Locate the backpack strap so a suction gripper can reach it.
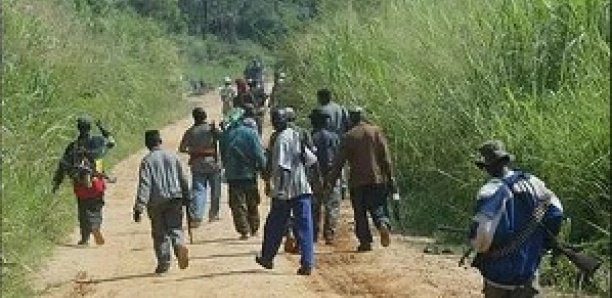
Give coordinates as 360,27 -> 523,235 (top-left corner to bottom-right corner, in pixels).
484,172 -> 551,259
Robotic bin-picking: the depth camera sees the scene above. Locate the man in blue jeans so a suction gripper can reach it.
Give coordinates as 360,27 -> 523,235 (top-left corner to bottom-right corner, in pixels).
179,107 -> 222,227
256,108 -> 316,275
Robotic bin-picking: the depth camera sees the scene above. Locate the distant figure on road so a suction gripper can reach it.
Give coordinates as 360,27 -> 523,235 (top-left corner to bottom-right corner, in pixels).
244,58 -> 264,90
468,140 -> 563,297
219,76 -> 236,116
326,107 -> 395,252
133,130 -> 190,274
269,72 -> 287,109
179,107 -> 222,226
52,115 -> 115,247
233,78 -> 255,111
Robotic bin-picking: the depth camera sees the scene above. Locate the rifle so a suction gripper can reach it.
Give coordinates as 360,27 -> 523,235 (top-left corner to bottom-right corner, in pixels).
436,225 -> 473,266
435,224 -> 601,276
185,204 -> 194,244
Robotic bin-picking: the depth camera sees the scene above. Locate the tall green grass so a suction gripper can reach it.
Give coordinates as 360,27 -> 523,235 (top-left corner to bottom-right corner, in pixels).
279,0 -> 609,294
2,1 -> 187,296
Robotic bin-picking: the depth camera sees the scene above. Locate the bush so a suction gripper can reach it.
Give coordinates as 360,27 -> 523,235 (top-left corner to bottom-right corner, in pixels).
278,0 -> 610,294
2,1 -> 186,296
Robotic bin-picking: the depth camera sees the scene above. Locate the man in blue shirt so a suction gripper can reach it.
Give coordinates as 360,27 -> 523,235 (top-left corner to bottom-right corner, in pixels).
468,140 -> 564,297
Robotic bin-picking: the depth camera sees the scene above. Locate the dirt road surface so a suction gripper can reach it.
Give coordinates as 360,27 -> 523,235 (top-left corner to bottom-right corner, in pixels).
34,90 -> 483,297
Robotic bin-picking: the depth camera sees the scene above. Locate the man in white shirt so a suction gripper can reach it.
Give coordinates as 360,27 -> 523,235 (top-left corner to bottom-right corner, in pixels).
256,108 -> 316,276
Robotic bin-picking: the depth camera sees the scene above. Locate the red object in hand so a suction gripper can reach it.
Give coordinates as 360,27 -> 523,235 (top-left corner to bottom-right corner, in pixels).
73,176 -> 106,199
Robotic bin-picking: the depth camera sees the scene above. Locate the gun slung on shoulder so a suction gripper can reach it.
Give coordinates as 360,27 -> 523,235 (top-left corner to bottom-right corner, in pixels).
436,224 -> 601,275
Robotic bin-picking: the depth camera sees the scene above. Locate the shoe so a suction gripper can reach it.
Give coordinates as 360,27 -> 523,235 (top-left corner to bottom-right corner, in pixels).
250,230 -> 259,237
283,237 -> 297,253
239,233 -> 249,240
297,267 -> 312,276
155,263 -> 170,274
255,256 -> 273,269
324,238 -> 334,245
379,224 -> 391,247
175,245 -> 189,270
357,243 -> 372,252
92,229 -> 105,245
208,216 -> 220,222
77,240 -> 89,247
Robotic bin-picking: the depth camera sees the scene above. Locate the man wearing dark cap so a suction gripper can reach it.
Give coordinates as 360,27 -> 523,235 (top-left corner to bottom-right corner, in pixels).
256,108 -> 316,275
241,103 -> 260,134
134,130 -> 190,274
52,115 -> 115,246
309,108 -> 341,244
326,106 -> 395,252
468,140 -> 564,297
179,107 -> 222,226
219,109 -> 266,240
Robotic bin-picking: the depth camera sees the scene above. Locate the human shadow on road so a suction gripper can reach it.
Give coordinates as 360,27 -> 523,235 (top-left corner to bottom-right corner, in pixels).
190,251 -> 257,260
78,273 -> 158,284
171,269 -> 283,282
190,237 -> 243,245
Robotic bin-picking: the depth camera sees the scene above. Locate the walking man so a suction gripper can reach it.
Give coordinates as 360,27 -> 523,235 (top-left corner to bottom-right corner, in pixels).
468,140 -> 563,297
326,107 -> 395,252
219,76 -> 236,116
316,88 -> 350,199
269,72 -> 287,109
179,107 -> 222,226
220,112 -> 266,240
256,108 -> 316,276
133,130 -> 190,274
52,115 -> 115,246
233,78 -> 255,111
309,109 -> 341,245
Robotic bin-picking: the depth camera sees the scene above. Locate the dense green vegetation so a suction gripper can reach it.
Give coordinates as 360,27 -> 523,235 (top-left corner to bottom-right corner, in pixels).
2,1 -> 186,296
1,0 -> 317,296
2,0 -> 609,296
278,0 -> 609,294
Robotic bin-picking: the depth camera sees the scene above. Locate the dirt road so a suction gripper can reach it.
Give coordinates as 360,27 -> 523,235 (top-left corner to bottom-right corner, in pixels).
34,90 -> 482,298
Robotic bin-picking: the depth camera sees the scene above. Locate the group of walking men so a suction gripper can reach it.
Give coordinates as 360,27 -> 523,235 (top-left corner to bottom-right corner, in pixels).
52,68 -> 567,296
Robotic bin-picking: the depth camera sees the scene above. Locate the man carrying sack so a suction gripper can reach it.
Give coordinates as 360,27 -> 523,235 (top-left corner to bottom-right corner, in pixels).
52,115 -> 115,246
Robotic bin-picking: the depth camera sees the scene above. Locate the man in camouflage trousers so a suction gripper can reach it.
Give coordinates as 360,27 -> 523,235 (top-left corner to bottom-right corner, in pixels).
309,108 -> 341,245
220,111 -> 266,240
52,115 -> 115,246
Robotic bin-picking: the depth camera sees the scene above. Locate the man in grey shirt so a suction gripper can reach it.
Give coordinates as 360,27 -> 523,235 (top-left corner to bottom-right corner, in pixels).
256,109 -> 315,276
316,88 -> 349,135
133,130 -> 190,274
